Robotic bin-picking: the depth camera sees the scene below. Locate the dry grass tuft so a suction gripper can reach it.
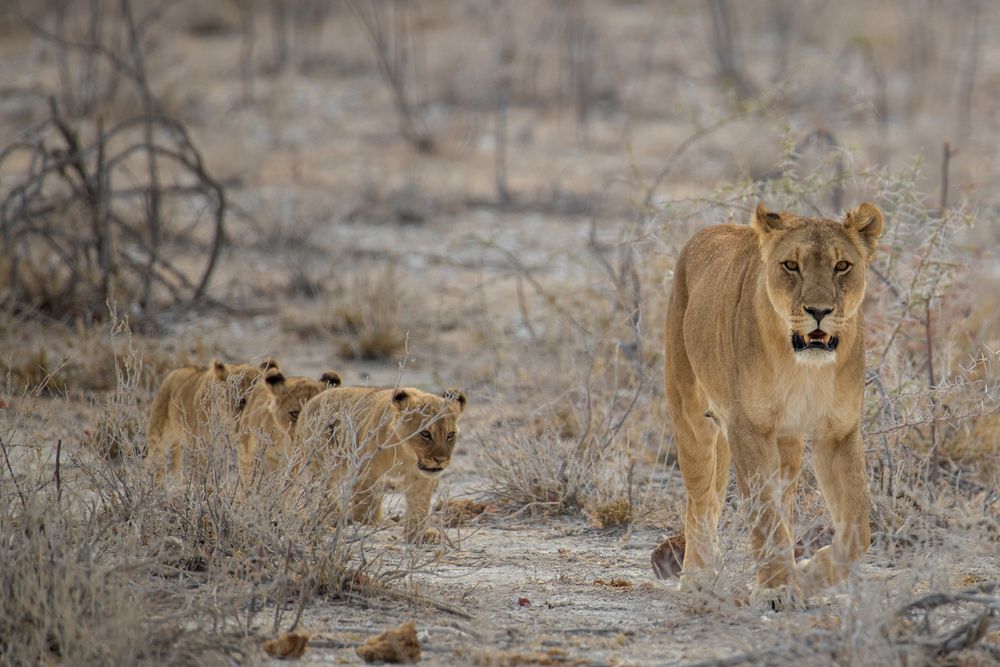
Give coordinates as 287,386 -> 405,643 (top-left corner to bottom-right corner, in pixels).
333,268 -> 409,361
587,497 -> 632,529
0,348 -> 71,396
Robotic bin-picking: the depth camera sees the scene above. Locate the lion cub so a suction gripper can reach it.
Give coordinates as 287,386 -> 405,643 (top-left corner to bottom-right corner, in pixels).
295,386 -> 466,543
238,368 -> 342,489
147,359 -> 276,480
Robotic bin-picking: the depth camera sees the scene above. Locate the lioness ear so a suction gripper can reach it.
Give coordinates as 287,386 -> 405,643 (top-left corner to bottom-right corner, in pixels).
320,371 -> 342,387
392,389 -> 410,408
260,358 -> 280,371
751,203 -> 785,235
843,202 -> 884,258
212,360 -> 228,380
443,388 -> 466,412
264,370 -> 286,386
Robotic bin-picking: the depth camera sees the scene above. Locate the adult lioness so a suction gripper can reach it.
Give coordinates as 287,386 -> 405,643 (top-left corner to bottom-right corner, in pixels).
237,368 -> 342,489
147,359 -> 277,480
295,386 -> 466,543
660,202 -> 883,602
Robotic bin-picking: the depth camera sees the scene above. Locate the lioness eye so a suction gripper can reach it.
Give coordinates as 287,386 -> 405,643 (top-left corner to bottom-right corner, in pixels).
447,432 -> 456,441
420,430 -> 432,440
288,410 -> 300,421
835,260 -> 851,272
782,261 -> 799,272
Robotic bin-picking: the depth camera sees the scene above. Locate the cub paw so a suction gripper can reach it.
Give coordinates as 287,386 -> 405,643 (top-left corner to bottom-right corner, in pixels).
753,584 -> 806,612
405,526 -> 444,545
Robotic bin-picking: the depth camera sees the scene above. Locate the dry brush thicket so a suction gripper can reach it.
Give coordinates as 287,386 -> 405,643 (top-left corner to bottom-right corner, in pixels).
1,328 -> 448,665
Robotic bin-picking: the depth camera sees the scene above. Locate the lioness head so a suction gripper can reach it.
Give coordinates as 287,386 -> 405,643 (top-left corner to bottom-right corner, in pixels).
752,202 -> 884,366
212,359 -> 279,413
391,388 -> 466,478
263,369 -> 342,435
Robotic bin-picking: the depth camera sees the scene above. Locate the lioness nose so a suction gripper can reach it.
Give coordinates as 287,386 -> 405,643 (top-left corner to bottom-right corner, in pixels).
804,306 -> 833,325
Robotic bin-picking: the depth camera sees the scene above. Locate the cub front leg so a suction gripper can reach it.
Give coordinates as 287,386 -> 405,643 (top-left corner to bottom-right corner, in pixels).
728,418 -> 797,595
797,426 -> 870,592
348,471 -> 384,525
402,470 -> 440,544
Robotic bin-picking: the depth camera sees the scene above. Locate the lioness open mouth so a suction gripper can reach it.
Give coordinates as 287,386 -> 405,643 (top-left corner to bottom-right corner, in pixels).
417,462 -> 445,475
791,329 -> 839,353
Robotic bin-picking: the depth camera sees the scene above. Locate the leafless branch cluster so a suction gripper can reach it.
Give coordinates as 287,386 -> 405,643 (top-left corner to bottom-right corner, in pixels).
0,99 -> 225,319
1,0 -> 227,320
348,0 -> 434,153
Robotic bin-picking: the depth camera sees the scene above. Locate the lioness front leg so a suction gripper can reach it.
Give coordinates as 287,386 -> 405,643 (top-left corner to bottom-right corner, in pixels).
797,427 -> 869,592
402,471 -> 440,544
729,419 -> 797,594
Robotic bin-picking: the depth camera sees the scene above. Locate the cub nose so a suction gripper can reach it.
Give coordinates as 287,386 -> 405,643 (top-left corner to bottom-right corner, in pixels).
804,306 -> 833,326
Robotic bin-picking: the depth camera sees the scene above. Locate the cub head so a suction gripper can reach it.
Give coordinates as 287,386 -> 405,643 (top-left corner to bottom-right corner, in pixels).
752,202 -> 884,366
391,387 -> 466,478
212,359 -> 280,414
263,369 -> 342,436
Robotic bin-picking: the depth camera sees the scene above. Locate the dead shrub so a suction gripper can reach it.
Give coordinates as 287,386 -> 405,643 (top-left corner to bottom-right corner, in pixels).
0,348 -> 71,396
331,268 -> 410,361
0,29 -> 225,321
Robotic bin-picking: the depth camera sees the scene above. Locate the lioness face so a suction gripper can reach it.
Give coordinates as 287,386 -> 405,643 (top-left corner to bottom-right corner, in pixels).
754,203 -> 884,366
264,371 -> 342,435
393,389 -> 466,478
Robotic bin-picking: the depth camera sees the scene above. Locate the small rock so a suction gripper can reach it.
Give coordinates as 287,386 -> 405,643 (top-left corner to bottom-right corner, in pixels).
356,621 -> 421,664
262,632 -> 309,659
650,534 -> 686,579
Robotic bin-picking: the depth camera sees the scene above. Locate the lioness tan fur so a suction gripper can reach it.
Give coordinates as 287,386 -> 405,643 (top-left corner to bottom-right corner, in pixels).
147,359 -> 276,479
237,368 -> 342,489
295,386 -> 466,543
662,202 -> 883,602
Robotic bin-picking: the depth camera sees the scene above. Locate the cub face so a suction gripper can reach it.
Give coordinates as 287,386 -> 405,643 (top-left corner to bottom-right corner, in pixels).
752,203 -> 884,366
213,359 -> 279,414
264,370 -> 342,436
391,388 -> 466,478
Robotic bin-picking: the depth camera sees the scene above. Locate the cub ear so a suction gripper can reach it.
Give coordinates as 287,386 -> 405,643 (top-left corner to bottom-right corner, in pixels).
392,389 -> 410,408
843,202 -> 884,258
260,358 -> 280,371
212,360 -> 228,380
264,370 -> 286,386
443,388 -> 466,412
751,203 -> 785,235
320,371 -> 342,387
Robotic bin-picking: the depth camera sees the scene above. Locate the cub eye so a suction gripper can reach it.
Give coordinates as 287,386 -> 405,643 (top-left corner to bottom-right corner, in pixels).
419,430 -> 432,440
237,397 -> 248,409
288,410 -> 300,421
446,431 -> 456,441
835,260 -> 851,272
782,261 -> 799,273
